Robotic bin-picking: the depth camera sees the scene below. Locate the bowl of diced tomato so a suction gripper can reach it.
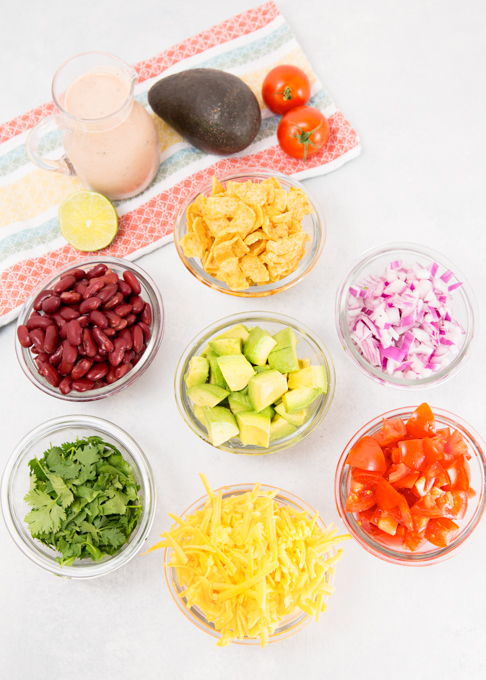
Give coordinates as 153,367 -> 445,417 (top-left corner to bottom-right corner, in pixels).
334,404 -> 486,565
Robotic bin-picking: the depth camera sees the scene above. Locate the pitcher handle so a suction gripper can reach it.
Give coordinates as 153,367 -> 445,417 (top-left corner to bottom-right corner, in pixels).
26,115 -> 76,176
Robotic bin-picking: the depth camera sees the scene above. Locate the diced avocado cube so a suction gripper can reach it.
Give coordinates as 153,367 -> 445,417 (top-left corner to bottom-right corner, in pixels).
236,411 -> 271,447
207,351 -> 230,390
203,406 -> 239,447
193,404 -> 207,427
270,414 -> 297,442
282,387 -> 320,414
275,402 -> 309,427
185,356 -> 210,389
214,323 -> 250,344
287,365 -> 327,393
267,327 -> 300,373
228,391 -> 252,415
299,357 -> 311,369
186,383 -> 229,407
217,355 -> 255,392
254,365 -> 272,373
248,370 -> 288,412
243,326 -> 278,366
258,404 -> 275,419
208,337 -> 242,356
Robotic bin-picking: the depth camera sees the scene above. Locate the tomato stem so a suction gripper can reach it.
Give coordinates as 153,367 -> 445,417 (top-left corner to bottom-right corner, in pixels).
290,121 -> 323,162
273,86 -> 292,101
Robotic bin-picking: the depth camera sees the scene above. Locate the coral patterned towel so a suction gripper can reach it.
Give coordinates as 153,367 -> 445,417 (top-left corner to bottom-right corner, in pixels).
0,1 -> 360,326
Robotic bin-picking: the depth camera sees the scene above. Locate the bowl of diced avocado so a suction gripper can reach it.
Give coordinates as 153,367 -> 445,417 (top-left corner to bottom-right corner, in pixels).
174,312 -> 335,454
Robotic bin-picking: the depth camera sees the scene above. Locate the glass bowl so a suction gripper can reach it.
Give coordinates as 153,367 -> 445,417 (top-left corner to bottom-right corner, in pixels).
1,414 -> 156,579
174,312 -> 335,454
335,242 -> 478,389
15,255 -> 164,401
334,407 -> 486,566
173,169 -> 326,297
164,483 -> 336,646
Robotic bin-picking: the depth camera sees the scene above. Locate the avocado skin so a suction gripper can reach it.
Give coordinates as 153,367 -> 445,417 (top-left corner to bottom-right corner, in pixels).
148,69 -> 261,155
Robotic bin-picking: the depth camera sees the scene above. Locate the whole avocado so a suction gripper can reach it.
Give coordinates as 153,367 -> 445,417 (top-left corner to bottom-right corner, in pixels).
148,68 -> 261,155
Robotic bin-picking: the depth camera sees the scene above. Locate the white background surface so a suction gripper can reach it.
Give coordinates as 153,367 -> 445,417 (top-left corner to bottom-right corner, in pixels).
1,1 -> 485,678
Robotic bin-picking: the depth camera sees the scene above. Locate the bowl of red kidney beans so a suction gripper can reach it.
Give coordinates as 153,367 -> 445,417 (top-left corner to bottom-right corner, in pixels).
15,257 -> 164,401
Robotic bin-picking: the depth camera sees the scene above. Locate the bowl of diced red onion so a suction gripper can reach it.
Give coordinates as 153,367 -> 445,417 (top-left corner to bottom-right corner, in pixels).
335,243 -> 478,388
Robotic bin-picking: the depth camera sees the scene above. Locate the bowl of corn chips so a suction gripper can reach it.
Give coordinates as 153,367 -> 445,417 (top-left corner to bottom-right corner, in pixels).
174,170 -> 325,296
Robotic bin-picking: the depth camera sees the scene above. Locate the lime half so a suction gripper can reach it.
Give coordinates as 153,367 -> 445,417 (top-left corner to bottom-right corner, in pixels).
59,191 -> 118,252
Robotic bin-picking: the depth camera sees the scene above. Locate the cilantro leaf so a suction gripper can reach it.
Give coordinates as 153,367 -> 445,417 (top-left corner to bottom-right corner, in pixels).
46,474 -> 74,508
74,444 -> 100,468
100,526 -> 126,548
24,492 -> 66,534
100,490 -> 128,515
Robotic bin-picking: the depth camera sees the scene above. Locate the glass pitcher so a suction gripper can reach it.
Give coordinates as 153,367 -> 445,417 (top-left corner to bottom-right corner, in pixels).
26,51 -> 160,201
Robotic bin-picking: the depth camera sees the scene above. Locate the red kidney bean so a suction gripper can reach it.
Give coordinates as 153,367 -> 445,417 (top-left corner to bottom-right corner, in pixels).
44,324 -> 59,354
66,319 -> 82,346
42,295 -> 62,314
30,310 -> 41,317
60,307 -> 80,320
71,358 -> 94,380
115,362 -> 133,379
59,377 -> 73,395
113,318 -> 128,331
97,283 -> 118,304
132,353 -> 141,367
123,271 -> 141,295
35,352 -> 49,366
53,275 -> 76,294
122,350 -> 135,364
62,341 -> 78,365
30,328 -> 46,351
60,291 -> 82,304
17,325 -> 32,348
74,282 -> 88,296
105,310 -> 122,327
141,303 -> 152,326
89,310 -> 108,329
118,280 -> 132,297
138,321 -> 152,343
83,278 -> 104,299
92,380 -> 107,390
49,344 -> 63,366
132,324 -> 144,353
97,348 -> 108,355
79,296 -> 102,314
78,345 -> 87,356
119,328 -> 133,351
86,362 -> 109,381
58,360 -> 73,376
40,363 -> 61,387
103,292 -> 124,310
26,315 -> 54,330
72,379 -> 95,392
86,264 -> 108,280
92,353 -> 106,362
106,365 -> 119,384
82,328 -> 98,358
101,272 -> 119,285
60,324 -> 69,339
114,303 -> 132,318
61,268 -> 86,280
104,327 -> 116,337
33,289 -> 55,311
125,313 -> 136,327
92,327 -> 114,353
53,313 -> 66,328
31,347 -> 40,355
109,337 -> 126,366
78,315 -> 90,328
129,295 -> 144,314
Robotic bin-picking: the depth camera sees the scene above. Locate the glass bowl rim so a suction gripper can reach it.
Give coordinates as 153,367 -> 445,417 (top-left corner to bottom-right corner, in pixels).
15,255 -> 165,402
163,481 -> 335,645
173,168 -> 326,298
174,311 -> 336,455
1,413 -> 157,579
334,405 -> 486,566
335,241 -> 479,389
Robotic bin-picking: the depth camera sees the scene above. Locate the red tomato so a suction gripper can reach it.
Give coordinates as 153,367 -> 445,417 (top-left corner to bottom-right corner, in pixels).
405,531 -> 425,552
406,403 -> 436,438
387,463 -> 411,484
398,496 -> 414,531
444,430 -> 469,464
376,477 -> 404,510
411,494 -> 442,518
345,487 -> 377,513
392,472 -> 420,490
357,508 -> 376,533
424,518 -> 459,548
351,467 -> 383,483
346,437 -> 387,472
436,490 -> 468,520
398,439 -> 425,470
373,524 -> 406,548
423,436 -> 444,466
262,65 -> 311,115
452,457 -> 471,491
424,462 -> 450,491
373,417 -> 407,447
277,106 -> 330,162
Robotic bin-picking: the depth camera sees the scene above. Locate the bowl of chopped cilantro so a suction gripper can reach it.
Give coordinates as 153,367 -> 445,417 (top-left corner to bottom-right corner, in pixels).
1,415 -> 156,578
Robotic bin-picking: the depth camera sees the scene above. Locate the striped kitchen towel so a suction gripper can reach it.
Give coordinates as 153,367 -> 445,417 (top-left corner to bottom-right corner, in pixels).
0,1 -> 360,326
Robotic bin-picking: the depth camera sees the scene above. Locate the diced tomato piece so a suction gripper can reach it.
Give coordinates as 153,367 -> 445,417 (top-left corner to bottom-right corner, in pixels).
468,488 -> 477,499
412,514 -> 430,534
444,430 -> 469,465
405,530 -> 426,552
424,462 -> 450,492
376,477 -> 404,510
406,403 -> 436,438
436,427 -> 451,439
392,472 -> 420,489
411,494 -> 442,518
399,439 -> 426,470
350,467 -> 383,483
387,463 -> 411,484
373,417 -> 407,447
356,507 -> 376,532
401,487 -> 420,507
374,524 -> 406,548
391,447 -> 401,464
436,490 -> 468,520
398,496 -> 414,531
423,436 -> 444,465
451,457 -> 471,491
377,515 -> 398,536
425,518 -> 459,548
345,485 -> 377,512
346,436 -> 387,472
